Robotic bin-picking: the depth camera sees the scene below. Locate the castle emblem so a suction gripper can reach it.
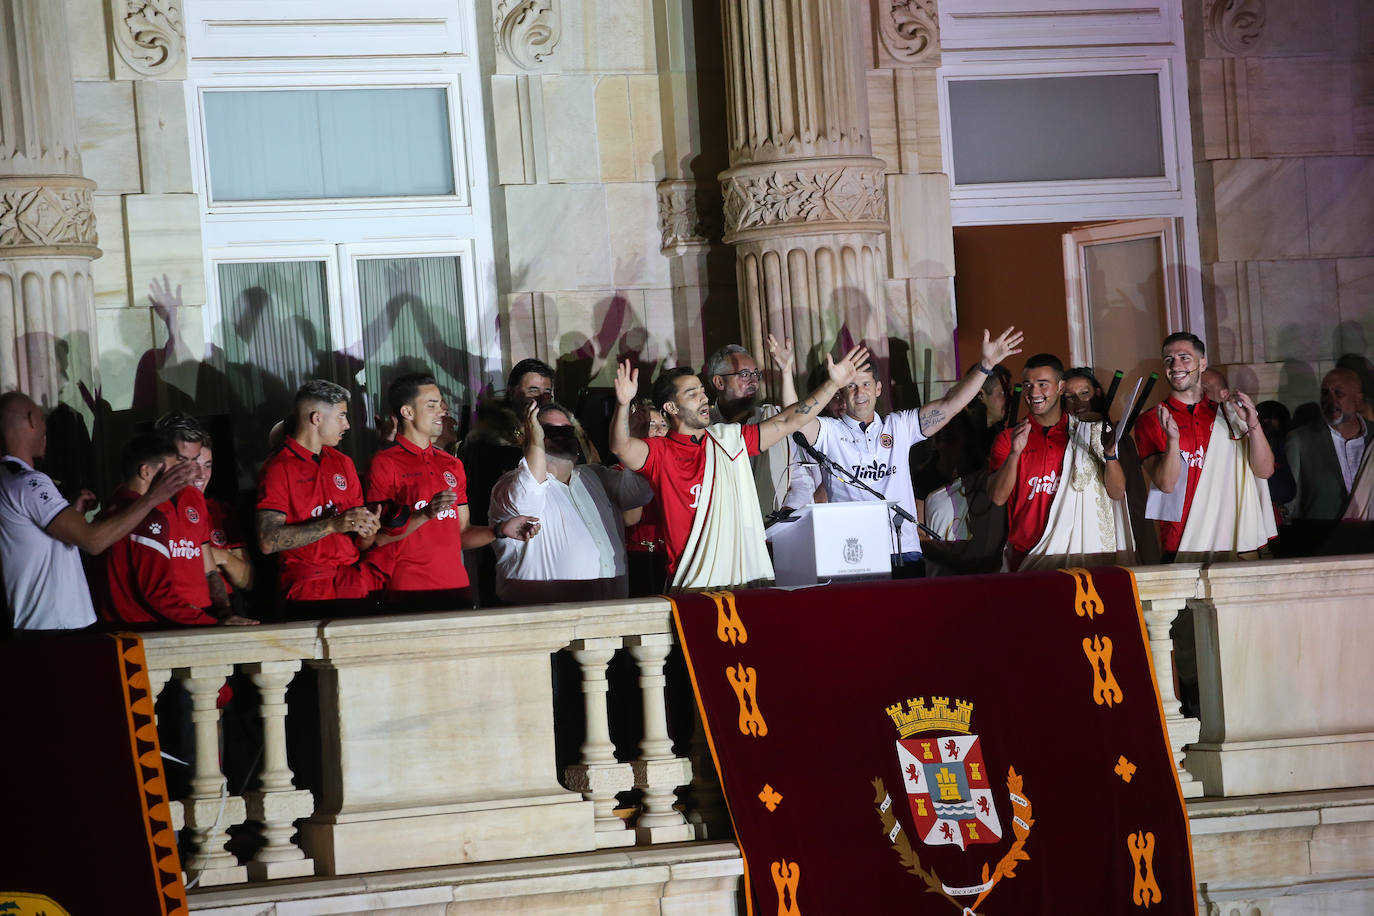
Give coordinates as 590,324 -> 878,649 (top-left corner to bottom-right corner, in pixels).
888,697 -> 1002,850
843,537 -> 863,565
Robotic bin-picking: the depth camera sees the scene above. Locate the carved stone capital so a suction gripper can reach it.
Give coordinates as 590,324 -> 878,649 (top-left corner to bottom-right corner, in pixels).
656,180 -> 721,254
877,0 -> 939,66
0,178 -> 100,259
495,0 -> 562,71
1206,0 -> 1265,55
720,159 -> 888,244
110,0 -> 184,77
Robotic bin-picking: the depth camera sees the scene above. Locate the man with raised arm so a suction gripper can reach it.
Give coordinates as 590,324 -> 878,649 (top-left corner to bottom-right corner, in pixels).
798,327 -> 1023,575
610,345 -> 870,590
704,334 -> 799,517
1,391 -> 197,632
1134,332 -> 1276,561
256,380 -> 384,611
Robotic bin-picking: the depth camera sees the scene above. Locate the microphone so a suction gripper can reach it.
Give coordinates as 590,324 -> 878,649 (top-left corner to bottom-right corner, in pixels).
790,432 -> 939,540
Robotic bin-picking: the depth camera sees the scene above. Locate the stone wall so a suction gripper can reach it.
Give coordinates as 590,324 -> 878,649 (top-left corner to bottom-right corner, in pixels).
65,0 -> 204,416
1189,0 -> 1374,407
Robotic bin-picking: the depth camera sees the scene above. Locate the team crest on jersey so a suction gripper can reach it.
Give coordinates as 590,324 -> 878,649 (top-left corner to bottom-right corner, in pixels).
184,505 -> 200,524
873,696 -> 1034,909
879,432 -> 894,449
211,528 -> 227,547
333,473 -> 348,490
443,470 -> 458,488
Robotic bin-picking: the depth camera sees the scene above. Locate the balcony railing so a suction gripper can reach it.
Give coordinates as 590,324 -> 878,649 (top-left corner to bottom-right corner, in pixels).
136,557 -> 1374,893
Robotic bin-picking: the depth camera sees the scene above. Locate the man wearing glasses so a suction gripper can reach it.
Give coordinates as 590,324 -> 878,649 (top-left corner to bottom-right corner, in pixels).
704,336 -> 798,518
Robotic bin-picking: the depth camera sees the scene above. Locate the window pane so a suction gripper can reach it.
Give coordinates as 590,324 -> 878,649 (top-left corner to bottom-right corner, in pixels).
204,88 -> 456,201
357,256 -> 470,417
948,75 -> 1165,184
216,260 -> 335,486
1083,237 -> 1168,379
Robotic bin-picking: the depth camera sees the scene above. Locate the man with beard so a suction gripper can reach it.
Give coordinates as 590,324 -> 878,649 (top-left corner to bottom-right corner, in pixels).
797,327 -> 1024,575
366,373 -> 539,609
704,335 -> 797,517
489,402 -> 652,603
611,346 -> 871,590
1286,368 -> 1374,521
1135,332 -> 1275,561
989,355 -> 1130,571
256,380 -> 384,612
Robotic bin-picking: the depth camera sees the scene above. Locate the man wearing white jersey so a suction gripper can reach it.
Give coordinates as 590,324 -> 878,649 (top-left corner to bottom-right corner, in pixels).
799,328 -> 1023,573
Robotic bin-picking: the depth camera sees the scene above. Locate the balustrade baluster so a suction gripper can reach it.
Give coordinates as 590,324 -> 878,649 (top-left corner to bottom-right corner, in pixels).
685,707 -> 730,839
1139,592 -> 1204,798
243,659 -> 316,879
562,638 -> 635,848
178,665 -> 248,885
625,634 -> 694,843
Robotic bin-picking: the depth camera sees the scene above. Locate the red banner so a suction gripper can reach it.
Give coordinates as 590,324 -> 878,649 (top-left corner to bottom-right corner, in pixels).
672,568 -> 1195,914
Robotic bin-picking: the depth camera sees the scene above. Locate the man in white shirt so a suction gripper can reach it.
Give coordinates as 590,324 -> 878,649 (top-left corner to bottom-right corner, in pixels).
489,402 -> 652,604
798,327 -> 1023,574
0,391 -> 195,631
1286,368 -> 1374,520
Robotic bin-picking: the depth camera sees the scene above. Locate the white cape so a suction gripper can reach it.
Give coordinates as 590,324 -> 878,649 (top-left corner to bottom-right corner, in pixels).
1020,417 -> 1136,571
671,424 -> 775,590
1175,402 -> 1277,561
1342,440 -> 1374,521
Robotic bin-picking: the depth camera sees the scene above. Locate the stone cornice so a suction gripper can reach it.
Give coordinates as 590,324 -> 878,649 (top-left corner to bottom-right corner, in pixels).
720,159 -> 888,244
0,177 -> 100,259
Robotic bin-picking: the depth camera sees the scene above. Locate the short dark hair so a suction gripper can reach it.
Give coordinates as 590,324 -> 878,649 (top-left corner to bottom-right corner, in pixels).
295,379 -> 349,410
507,358 -> 556,394
536,401 -> 574,424
120,433 -> 177,481
1162,332 -> 1205,356
1063,367 -> 1103,392
388,372 -> 439,420
652,367 -> 699,415
1023,353 -> 1065,379
153,411 -> 206,445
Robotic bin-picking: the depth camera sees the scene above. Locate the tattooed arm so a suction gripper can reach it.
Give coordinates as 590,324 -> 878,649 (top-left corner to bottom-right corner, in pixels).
758,345 -> 870,452
256,506 -> 379,555
916,327 -> 1024,437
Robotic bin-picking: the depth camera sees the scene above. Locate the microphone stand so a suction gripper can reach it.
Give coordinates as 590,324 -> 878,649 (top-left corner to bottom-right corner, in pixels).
791,433 -> 942,546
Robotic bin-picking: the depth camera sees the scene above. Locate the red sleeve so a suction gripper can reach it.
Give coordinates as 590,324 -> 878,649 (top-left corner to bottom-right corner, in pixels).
452,457 -> 468,505
207,498 -> 245,550
364,450 -> 393,505
342,458 -> 364,511
129,513 -> 216,625
989,429 -> 1012,472
257,454 -> 290,515
743,423 -> 761,458
1134,409 -> 1165,459
639,436 -> 664,482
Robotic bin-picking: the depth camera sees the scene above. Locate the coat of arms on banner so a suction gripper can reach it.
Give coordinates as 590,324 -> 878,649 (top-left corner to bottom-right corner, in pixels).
874,696 -> 1034,911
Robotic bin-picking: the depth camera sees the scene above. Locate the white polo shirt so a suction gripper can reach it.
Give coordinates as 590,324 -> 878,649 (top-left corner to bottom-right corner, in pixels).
489,460 -> 653,604
813,411 -> 927,555
0,456 -> 97,630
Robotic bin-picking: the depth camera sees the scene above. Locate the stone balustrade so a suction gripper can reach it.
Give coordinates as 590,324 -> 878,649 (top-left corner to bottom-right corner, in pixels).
138,558 -> 1374,899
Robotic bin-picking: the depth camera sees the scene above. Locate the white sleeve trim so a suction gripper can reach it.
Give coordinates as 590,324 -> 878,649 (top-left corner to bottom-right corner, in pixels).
130,533 -> 171,558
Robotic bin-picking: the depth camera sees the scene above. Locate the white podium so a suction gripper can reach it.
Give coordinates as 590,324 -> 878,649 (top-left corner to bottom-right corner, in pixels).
766,502 -> 894,586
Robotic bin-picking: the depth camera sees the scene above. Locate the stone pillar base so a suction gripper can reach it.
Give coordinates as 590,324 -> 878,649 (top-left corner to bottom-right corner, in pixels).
1185,733 -> 1374,798
301,797 -> 595,875
245,858 -> 316,881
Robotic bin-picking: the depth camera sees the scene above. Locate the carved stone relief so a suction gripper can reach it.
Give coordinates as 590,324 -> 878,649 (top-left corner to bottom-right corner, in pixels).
721,164 -> 887,239
1206,0 -> 1265,55
495,0 -> 562,71
877,0 -> 939,65
657,181 -> 721,252
110,0 -> 184,76
0,181 -> 98,252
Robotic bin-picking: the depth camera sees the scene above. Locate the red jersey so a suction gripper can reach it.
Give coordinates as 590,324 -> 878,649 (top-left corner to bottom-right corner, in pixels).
98,486 -> 216,625
167,486 -> 212,609
990,413 -> 1070,557
257,436 -> 364,593
637,425 -> 761,574
206,496 -> 244,550
1134,397 -> 1218,553
365,436 -> 469,592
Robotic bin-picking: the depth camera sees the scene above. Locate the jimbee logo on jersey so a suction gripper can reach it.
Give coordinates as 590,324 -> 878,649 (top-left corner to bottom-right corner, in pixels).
879,433 -> 894,449
333,473 -> 348,491
184,505 -> 200,524
414,498 -> 457,521
443,470 -> 458,488
169,538 -> 201,559
873,696 -> 1034,909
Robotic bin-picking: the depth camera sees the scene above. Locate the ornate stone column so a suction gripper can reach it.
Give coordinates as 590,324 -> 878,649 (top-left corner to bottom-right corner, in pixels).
718,0 -> 889,376
0,0 -> 101,411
